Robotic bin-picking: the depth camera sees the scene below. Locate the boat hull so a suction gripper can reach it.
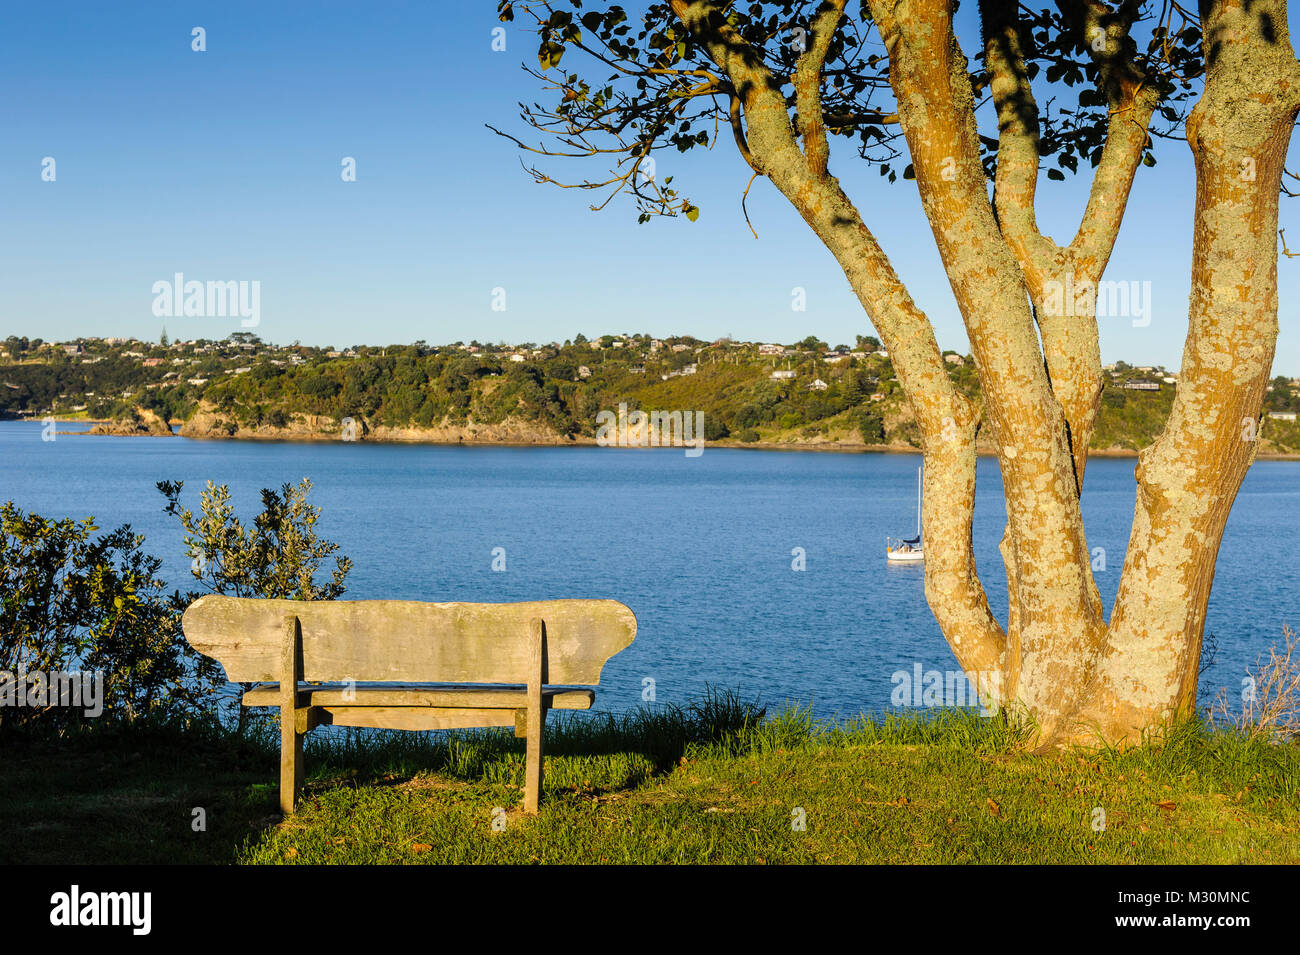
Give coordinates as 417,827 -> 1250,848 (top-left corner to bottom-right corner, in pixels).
886,549 -> 924,562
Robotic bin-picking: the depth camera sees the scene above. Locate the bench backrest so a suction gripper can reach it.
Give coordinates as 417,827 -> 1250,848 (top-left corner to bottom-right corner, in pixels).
181,595 -> 637,685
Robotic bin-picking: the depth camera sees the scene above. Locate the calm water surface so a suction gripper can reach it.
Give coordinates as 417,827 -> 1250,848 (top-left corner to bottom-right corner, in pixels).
1,420 -> 1295,718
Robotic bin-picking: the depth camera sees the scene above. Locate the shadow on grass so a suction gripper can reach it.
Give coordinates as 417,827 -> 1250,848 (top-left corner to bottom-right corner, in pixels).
303,685 -> 769,796
0,714 -> 284,864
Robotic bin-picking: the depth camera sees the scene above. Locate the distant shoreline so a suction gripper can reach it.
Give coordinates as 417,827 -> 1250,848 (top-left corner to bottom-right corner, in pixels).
11,416 -> 1300,460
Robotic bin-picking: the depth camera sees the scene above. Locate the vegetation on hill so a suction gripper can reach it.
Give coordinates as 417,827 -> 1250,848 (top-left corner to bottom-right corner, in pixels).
4,333 -> 1300,453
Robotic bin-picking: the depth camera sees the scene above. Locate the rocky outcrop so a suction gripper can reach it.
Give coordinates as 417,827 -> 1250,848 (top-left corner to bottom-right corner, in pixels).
177,403 -> 583,445
85,407 -> 174,436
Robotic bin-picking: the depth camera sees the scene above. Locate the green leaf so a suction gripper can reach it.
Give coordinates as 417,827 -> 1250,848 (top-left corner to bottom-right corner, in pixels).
683,204 -> 700,222
538,41 -> 565,70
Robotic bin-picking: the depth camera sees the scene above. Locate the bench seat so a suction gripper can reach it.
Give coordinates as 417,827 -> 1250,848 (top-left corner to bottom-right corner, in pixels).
242,683 -> 596,710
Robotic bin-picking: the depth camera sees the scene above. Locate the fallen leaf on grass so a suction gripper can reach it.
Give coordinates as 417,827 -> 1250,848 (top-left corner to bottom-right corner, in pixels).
986,797 -> 1001,817
1156,800 -> 1176,812
411,843 -> 432,853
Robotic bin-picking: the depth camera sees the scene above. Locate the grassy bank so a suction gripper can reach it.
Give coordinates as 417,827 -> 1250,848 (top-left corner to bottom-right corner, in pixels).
3,693 -> 1297,865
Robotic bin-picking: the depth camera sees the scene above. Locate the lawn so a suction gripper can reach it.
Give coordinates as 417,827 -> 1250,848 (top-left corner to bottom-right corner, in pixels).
3,693 -> 1297,865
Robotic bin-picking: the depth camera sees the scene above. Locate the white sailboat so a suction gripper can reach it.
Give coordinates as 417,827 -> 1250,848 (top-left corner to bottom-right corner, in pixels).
886,465 -> 924,562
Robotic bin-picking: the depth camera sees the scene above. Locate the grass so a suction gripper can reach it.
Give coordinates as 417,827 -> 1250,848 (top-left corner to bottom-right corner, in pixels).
2,689 -> 1298,865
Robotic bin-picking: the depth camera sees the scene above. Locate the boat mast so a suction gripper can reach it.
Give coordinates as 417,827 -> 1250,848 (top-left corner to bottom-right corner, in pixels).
916,464 -> 922,539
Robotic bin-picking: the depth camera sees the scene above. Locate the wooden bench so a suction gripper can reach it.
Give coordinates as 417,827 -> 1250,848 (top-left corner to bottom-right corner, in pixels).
181,595 -> 637,814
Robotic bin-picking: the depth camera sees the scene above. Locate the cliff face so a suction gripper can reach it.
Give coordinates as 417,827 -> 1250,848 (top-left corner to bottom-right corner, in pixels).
178,406 -> 334,440
177,403 -> 582,445
87,407 -> 174,436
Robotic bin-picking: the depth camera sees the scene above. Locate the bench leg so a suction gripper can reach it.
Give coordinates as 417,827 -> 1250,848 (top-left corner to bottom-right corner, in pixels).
524,705 -> 544,813
524,616 -> 546,813
280,614 -> 305,815
280,705 -> 303,814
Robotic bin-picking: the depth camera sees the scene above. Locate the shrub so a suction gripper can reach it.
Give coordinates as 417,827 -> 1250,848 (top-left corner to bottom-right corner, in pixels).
858,410 -> 886,444
158,478 -> 351,602
158,478 -> 353,734
0,502 -> 221,731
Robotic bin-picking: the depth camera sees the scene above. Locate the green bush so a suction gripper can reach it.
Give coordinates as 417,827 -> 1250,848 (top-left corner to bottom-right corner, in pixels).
858,410 -> 886,444
0,502 -> 221,731
703,416 -> 730,440
157,478 -> 353,734
158,478 -> 351,602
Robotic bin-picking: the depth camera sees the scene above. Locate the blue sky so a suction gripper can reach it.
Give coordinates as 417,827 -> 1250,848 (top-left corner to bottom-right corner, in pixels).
2,1 -> 1297,374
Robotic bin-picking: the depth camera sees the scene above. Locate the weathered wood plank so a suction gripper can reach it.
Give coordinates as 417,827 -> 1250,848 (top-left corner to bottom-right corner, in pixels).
182,596 -> 636,685
315,706 -> 519,731
242,684 -> 595,710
